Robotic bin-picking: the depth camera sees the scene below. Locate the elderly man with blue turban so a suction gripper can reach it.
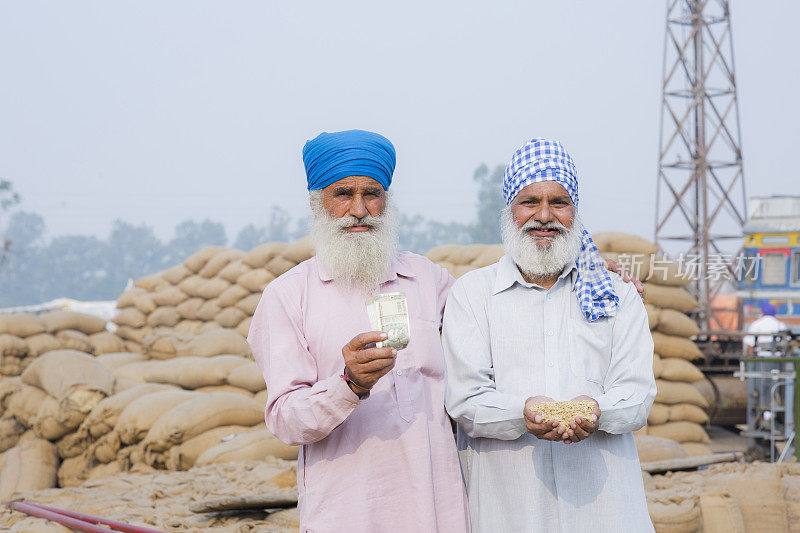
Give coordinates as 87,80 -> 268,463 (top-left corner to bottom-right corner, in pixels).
442,138 -> 656,532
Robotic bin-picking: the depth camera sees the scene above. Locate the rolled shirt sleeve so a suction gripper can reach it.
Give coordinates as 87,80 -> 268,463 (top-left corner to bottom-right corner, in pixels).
247,281 -> 360,446
595,282 -> 657,434
442,279 -> 528,441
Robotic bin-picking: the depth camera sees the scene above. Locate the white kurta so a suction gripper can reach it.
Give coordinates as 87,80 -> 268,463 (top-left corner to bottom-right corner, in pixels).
442,255 -> 656,533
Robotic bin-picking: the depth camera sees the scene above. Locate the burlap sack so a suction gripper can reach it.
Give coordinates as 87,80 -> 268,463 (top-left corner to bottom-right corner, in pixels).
425,244 -> 461,263
24,333 -> 61,357
783,475 -> 800,532
115,325 -> 151,344
131,293 -> 157,314
217,259 -> 252,283
267,255 -> 297,277
601,252 -> 652,281
453,265 -> 475,278
653,353 -> 664,379
447,244 -> 486,265
55,329 -> 93,353
83,383 -> 175,440
269,466 -> 298,488
217,284 -> 250,307
21,350 -> 115,410
196,278 -> 231,300
92,431 -> 120,463
681,443 -> 713,457
178,275 -> 206,298
40,311 -> 107,335
134,273 -> 169,293
237,269 -> 275,292
226,361 -> 266,392
660,358 -> 704,382
95,352 -> 144,371
34,394 -> 87,440
655,380 -> 709,407
657,309 -> 701,337
146,306 -> 180,328
705,467 -> 788,532
195,428 -> 298,466
88,331 -> 126,355
0,334 -> 27,358
471,245 -> 505,269
174,320 -> 203,334
254,389 -> 268,406
114,307 -> 147,328
194,385 -> 253,395
196,299 -> 223,321
57,449 -> 95,488
0,418 -> 24,453
123,340 -> 142,354
143,392 -> 265,451
165,424 -> 256,471
634,434 -> 689,463
652,332 -> 704,360
699,490 -> 745,533
281,236 -> 315,264
142,330 -> 193,360
648,403 -> 670,425
176,297 -> 204,320
215,307 -> 247,328
242,242 -> 288,268
0,314 -> 45,337
647,421 -> 710,443
647,499 -> 701,533
116,287 -> 146,309
151,286 -> 188,307
645,304 -> 660,330
116,389 -> 200,445
199,249 -> 245,279
197,321 -> 223,333
668,404 -> 709,424
592,232 -> 659,255
235,293 -> 261,316
128,355 -> 249,389
0,439 -> 58,503
646,257 -> 693,287
236,317 -> 252,338
161,263 -> 192,285
643,284 -> 699,313
184,246 -> 228,273
264,508 -> 301,529
6,384 -> 49,428
176,329 -> 251,358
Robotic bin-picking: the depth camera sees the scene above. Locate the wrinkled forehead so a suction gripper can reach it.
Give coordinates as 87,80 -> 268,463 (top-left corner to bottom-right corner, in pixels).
513,181 -> 573,203
322,175 -> 384,194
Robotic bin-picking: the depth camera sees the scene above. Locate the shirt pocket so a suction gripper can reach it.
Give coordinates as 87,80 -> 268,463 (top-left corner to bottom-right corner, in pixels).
567,316 -> 612,387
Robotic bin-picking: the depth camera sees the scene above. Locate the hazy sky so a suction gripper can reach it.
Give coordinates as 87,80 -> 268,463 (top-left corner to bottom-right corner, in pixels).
1,1 -> 798,244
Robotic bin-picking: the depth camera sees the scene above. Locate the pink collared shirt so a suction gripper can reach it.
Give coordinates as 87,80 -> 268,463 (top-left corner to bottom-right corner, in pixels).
247,252 -> 470,533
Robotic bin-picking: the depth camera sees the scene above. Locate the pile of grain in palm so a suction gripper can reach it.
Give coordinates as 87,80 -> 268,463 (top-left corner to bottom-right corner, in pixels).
643,461 -> 800,533
591,232 -> 710,453
0,311 -> 122,377
0,459 -> 299,532
528,400 -> 595,427
112,237 -> 315,353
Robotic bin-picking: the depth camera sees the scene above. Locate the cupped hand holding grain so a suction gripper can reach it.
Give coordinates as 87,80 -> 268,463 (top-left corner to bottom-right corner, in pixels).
524,396 -> 568,441
562,395 -> 600,444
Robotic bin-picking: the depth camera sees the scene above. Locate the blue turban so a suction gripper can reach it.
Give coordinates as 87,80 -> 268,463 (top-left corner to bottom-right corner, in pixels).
302,129 -> 396,191
761,301 -> 777,316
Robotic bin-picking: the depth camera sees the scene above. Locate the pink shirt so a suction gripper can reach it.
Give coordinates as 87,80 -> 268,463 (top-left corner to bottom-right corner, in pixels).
247,252 -> 470,533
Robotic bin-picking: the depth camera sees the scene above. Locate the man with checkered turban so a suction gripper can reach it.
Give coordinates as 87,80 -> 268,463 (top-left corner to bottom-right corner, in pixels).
442,138 -> 656,532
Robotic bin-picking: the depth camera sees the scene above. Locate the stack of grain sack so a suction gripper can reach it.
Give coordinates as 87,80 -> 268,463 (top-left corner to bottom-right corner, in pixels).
426,235 -> 709,454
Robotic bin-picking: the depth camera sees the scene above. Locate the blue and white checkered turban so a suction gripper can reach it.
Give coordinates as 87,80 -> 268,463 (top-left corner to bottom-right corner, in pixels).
503,138 -> 618,322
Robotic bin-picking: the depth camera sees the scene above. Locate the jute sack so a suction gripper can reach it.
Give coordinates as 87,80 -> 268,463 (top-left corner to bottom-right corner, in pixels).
472,245 -> 505,268
705,467 -> 788,532
217,260 -> 252,284
634,434 -> 689,463
681,443 -> 713,457
82,383 -> 175,439
447,244 -> 486,266
0,334 -> 27,358
90,430 -> 120,463
40,311 -> 107,335
34,394 -> 87,440
653,354 -> 664,379
94,352 -> 146,370
424,244 -> 460,263
143,392 -> 265,452
657,309 -> 700,338
195,278 -> 231,300
668,404 -> 709,424
643,284 -> 699,314
178,275 -> 206,298
176,298 -> 204,321
134,272 -> 169,293
647,421 -> 710,443
281,236 -> 315,264
264,508 -> 301,530
146,306 -> 180,328
195,385 -> 253,395
0,418 -> 25,453
196,299 -> 223,322
197,321 -> 223,334
142,330 -> 193,360
264,256 -> 297,277
128,355 -> 249,389
199,249 -> 245,278
114,325 -> 151,345
161,263 -> 192,285
660,358 -> 704,382
177,329 -> 251,358
0,439 -> 58,503
131,293 -> 156,314
226,361 -> 266,392
783,475 -> 800,533
242,242 -> 288,269
165,424 -> 257,471
269,466 -> 298,488
600,252 -> 652,282
645,304 -> 660,330
57,449 -> 95,488
55,329 -> 93,353
236,317 -> 252,338
652,333 -> 704,360
21,350 -> 115,412
88,331 -> 126,355
151,286 -> 188,307
655,380 -> 709,407
646,257 -> 693,287
254,389 -> 268,405
235,293 -> 261,316
116,389 -> 200,445
0,314 -> 45,338
648,403 -> 670,425
699,490 -> 745,533
215,307 -> 247,328
646,499 -> 701,533
184,246 -> 228,273
174,320 -> 203,334
195,428 -> 298,466
237,269 -> 274,292
114,308 -> 147,328
592,232 -> 659,255
116,287 -> 146,309
218,284 -> 250,307
24,333 -> 61,357
112,360 -> 160,383
6,384 -> 49,428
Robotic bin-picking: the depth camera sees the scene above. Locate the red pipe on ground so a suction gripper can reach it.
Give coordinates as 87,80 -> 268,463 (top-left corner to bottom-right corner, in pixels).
8,500 -> 168,533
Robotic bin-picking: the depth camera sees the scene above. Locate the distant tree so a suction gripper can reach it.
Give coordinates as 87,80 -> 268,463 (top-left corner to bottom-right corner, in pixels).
40,235 -> 110,301
468,164 -> 505,244
0,180 -> 21,267
233,224 -> 269,251
164,219 -> 227,264
234,207 -> 305,250
105,220 -> 166,295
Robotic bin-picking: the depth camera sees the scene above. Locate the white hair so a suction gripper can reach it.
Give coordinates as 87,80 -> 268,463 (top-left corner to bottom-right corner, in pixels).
500,205 -> 583,281
309,190 -> 399,292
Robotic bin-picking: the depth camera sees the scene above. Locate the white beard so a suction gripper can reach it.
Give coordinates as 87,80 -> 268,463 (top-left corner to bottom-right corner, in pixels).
500,205 -> 583,280
309,191 -> 399,292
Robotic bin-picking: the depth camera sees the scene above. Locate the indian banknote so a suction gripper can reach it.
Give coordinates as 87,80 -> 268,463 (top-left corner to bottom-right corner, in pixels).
366,292 -> 411,350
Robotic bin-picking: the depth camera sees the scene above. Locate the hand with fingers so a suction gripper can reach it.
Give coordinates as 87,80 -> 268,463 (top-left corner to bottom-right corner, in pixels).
603,258 -> 645,299
342,331 -> 398,397
561,395 -> 601,444
524,396 -> 570,442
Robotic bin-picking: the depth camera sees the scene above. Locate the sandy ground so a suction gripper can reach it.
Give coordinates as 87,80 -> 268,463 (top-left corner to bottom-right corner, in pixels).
0,459 -> 299,532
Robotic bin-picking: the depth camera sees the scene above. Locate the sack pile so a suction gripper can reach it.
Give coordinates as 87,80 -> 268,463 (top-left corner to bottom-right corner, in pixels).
112,238 -> 315,353
0,311 -> 123,377
424,244 -> 505,278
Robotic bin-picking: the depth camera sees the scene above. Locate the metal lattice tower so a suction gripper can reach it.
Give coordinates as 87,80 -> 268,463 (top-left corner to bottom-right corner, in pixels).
655,0 -> 747,330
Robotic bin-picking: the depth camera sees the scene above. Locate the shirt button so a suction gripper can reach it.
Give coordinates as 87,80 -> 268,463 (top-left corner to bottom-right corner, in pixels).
547,330 -> 554,336
546,294 -> 552,301
396,370 -> 403,376
548,361 -> 554,367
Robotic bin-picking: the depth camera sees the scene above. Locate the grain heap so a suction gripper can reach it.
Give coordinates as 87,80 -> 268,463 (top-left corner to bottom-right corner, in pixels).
528,400 -> 596,427
112,237 -> 315,354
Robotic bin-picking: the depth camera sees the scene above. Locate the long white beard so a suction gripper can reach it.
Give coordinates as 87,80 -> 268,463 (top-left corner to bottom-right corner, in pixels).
309,192 -> 399,292
500,205 -> 583,280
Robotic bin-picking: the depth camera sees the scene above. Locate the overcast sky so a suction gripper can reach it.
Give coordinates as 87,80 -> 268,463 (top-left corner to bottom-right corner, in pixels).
1,1 -> 797,245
